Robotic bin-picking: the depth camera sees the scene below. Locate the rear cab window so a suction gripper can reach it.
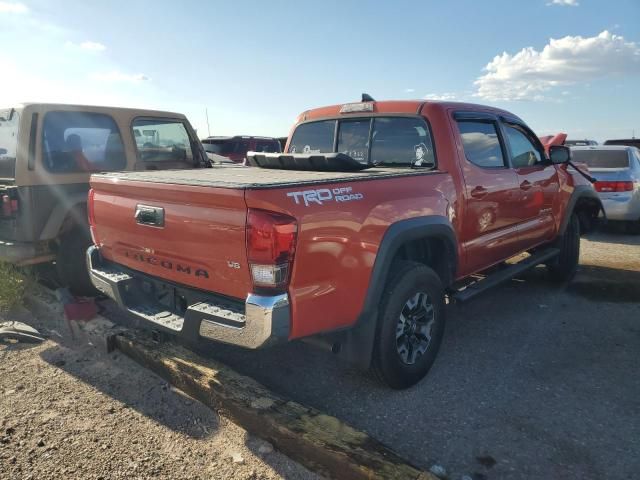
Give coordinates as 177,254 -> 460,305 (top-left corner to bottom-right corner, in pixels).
288,120 -> 336,154
0,108 -> 19,179
42,111 -> 125,173
288,116 -> 436,168
132,118 -> 194,165
571,149 -> 630,169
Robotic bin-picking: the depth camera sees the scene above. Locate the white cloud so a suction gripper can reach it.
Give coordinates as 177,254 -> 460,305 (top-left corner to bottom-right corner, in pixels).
65,40 -> 107,52
404,88 -> 415,93
547,0 -> 579,6
424,92 -> 457,101
474,30 -> 640,101
90,71 -> 150,83
0,1 -> 28,13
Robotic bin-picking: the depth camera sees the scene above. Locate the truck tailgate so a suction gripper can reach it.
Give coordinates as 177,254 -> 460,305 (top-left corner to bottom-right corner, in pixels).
90,176 -> 250,300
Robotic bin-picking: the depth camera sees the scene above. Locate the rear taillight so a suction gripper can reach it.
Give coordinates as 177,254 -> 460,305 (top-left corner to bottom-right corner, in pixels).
246,208 -> 297,292
594,181 -> 634,192
1,194 -> 18,217
87,189 -> 100,245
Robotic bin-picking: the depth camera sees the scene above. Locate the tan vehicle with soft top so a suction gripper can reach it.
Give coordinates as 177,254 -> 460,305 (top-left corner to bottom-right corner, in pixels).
0,103 -> 209,294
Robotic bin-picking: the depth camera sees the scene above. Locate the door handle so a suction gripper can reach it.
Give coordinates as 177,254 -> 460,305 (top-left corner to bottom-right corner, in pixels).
135,204 -> 165,227
520,180 -> 532,191
470,186 -> 488,199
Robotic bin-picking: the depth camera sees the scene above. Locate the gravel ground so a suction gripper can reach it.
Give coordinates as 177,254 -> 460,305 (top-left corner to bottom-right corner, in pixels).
190,230 -> 640,480
0,308 -> 319,479
8,229 -> 636,480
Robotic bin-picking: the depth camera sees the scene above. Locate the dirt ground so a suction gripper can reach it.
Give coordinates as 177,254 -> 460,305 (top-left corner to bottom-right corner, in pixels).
1,228 -> 638,480
0,307 -> 319,480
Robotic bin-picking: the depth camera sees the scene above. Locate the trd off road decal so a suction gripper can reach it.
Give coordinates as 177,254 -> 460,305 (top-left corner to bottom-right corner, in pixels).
287,186 -> 364,207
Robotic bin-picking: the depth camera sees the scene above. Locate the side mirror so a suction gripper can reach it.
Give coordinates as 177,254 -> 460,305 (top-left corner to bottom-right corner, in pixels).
549,145 -> 571,164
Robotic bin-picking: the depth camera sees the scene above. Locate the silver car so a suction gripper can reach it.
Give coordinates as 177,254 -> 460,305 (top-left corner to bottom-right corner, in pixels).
571,145 -> 640,233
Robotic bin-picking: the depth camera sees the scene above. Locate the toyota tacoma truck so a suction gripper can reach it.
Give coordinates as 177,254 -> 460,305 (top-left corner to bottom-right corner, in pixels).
86,98 -> 603,388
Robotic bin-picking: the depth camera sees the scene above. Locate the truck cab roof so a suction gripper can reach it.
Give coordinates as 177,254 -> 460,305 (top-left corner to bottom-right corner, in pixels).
299,99 -> 521,123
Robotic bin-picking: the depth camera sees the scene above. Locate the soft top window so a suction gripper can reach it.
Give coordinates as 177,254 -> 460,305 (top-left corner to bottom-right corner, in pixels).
42,111 -> 125,174
288,116 -> 436,169
571,149 -> 630,169
132,118 -> 194,164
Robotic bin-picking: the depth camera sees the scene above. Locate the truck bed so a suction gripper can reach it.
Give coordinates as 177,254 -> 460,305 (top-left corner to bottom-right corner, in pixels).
92,165 -> 439,190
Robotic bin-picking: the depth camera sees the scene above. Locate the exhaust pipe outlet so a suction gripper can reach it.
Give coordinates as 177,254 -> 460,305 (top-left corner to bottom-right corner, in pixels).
302,336 -> 341,354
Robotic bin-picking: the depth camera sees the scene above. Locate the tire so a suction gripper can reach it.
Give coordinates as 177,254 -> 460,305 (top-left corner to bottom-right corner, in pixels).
372,262 -> 446,389
56,224 -> 97,297
548,213 -> 580,283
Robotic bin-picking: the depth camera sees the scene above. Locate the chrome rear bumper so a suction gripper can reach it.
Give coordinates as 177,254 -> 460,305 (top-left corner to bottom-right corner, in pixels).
86,245 -> 290,348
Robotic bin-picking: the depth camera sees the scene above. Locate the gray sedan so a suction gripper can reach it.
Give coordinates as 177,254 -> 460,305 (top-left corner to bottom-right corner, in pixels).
571,145 -> 640,233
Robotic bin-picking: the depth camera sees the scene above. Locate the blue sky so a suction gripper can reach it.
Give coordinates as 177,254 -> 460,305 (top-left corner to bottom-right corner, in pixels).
1,0 -> 639,141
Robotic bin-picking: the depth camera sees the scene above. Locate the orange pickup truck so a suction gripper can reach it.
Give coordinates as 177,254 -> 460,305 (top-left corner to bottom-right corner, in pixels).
86,99 -> 603,388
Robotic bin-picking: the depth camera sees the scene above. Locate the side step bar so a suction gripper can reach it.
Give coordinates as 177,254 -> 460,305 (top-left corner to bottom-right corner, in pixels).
452,248 -> 560,303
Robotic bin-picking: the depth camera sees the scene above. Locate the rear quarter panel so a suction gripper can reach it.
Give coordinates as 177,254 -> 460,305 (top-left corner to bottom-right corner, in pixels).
245,172 -> 457,338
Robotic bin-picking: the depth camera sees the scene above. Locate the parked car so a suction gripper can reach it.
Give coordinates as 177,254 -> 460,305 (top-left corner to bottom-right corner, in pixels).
604,138 -> 640,149
86,98 -> 603,388
571,145 -> 640,233
0,103 -> 208,294
565,139 -> 598,146
201,136 -> 281,163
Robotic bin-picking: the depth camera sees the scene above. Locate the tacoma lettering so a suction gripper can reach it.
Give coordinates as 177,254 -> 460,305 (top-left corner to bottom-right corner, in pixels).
123,251 -> 208,278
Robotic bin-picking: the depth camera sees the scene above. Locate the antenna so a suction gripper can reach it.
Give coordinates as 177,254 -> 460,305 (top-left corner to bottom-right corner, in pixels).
205,108 -> 211,137
361,93 -> 375,102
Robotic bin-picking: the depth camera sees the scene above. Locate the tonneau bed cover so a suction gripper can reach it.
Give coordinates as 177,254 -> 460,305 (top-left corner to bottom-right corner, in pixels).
92,165 -> 440,190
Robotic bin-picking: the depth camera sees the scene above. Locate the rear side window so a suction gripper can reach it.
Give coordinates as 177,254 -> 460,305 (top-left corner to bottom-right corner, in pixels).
42,111 -> 125,173
0,109 -> 19,179
132,118 -> 193,164
571,149 -> 630,169
254,139 -> 281,153
370,117 -> 435,167
288,120 -> 335,154
457,121 -> 505,168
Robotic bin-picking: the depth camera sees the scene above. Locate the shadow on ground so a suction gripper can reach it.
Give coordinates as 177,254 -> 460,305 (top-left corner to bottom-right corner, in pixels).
39,343 -> 220,439
186,261 -> 640,479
